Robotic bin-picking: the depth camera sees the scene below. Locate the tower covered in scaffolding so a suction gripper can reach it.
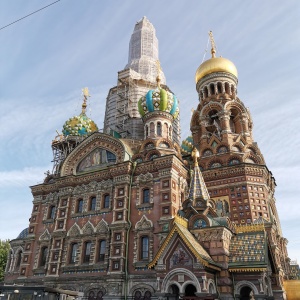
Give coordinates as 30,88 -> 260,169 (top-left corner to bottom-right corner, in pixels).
103,16 -> 181,144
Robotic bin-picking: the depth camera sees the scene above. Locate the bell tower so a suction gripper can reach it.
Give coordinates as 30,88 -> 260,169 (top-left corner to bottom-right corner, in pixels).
190,33 -> 290,279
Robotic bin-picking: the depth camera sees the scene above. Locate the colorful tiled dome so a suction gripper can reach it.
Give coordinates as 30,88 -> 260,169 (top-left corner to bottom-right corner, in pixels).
181,136 -> 194,155
138,87 -> 179,119
62,88 -> 98,136
62,113 -> 98,136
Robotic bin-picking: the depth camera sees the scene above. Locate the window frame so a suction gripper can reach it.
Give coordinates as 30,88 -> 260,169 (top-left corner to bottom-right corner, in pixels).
98,240 -> 106,262
103,194 -> 110,209
140,236 -> 149,260
89,196 -> 97,211
83,241 -> 92,263
77,199 -> 83,213
70,243 -> 78,264
142,188 -> 150,204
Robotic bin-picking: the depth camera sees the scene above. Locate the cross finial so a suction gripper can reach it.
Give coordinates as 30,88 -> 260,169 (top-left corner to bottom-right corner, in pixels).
81,87 -> 90,113
208,31 -> 216,58
191,147 -> 200,167
156,60 -> 161,88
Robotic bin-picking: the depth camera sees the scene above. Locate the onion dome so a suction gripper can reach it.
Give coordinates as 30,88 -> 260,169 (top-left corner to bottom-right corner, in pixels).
181,136 -> 194,155
138,61 -> 179,119
195,31 -> 238,83
62,88 -> 99,136
138,88 -> 179,118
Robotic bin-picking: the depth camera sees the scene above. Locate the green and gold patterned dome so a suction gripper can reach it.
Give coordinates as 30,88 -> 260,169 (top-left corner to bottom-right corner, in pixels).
62,88 -> 99,136
181,136 -> 194,155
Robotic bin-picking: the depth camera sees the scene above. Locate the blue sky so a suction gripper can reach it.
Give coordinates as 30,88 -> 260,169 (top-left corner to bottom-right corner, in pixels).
0,1 -> 299,262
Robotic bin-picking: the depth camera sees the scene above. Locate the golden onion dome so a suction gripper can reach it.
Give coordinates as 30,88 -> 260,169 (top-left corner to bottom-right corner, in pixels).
195,57 -> 238,83
195,31 -> 238,83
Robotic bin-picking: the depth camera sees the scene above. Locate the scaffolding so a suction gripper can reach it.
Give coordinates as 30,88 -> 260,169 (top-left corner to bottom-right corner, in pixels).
51,134 -> 86,175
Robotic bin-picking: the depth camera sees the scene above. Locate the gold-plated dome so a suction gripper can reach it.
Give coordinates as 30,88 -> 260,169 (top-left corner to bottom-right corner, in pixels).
195,31 -> 238,83
195,57 -> 238,83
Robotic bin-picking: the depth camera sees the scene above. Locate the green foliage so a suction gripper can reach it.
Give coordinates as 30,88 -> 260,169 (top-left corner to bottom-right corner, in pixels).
0,240 -> 10,282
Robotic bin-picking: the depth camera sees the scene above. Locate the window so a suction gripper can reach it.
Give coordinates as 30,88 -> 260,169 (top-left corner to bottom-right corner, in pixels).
117,212 -> 123,220
90,197 -> 96,211
49,206 -> 55,219
70,243 -> 78,264
115,233 -> 121,241
157,122 -> 162,136
163,207 -> 169,214
113,261 -> 119,270
118,188 -> 124,196
77,199 -> 83,213
141,236 -> 149,260
103,194 -> 110,209
83,241 -> 92,263
118,200 -> 123,207
40,247 -> 48,267
143,189 -> 150,203
16,251 -> 22,269
98,240 -> 106,262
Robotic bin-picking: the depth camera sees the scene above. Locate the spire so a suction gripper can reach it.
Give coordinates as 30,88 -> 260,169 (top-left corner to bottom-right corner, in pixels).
188,148 -> 210,202
125,17 -> 166,84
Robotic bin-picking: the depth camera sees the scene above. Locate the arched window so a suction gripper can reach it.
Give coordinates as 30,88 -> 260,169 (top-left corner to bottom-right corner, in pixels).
98,240 -> 106,262
210,83 -> 215,95
70,243 -> 78,264
88,291 -> 95,300
97,291 -> 103,300
146,125 -> 149,137
144,291 -> 151,300
141,236 -> 149,260
217,82 -> 223,94
77,199 -> 83,213
225,82 -> 230,94
143,189 -> 150,203
204,87 -> 209,98
15,251 -> 22,269
103,194 -> 110,209
40,247 -> 48,267
83,241 -> 92,263
89,197 -> 96,211
157,122 -> 162,136
134,291 -> 142,300
48,206 -> 55,219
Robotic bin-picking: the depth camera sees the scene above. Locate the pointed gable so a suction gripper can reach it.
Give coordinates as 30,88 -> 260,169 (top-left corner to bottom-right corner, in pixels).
148,215 -> 220,271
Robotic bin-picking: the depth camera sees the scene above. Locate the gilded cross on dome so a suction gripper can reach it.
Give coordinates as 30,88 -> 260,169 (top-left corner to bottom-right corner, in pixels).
81,87 -> 90,113
191,147 -> 200,167
156,60 -> 161,88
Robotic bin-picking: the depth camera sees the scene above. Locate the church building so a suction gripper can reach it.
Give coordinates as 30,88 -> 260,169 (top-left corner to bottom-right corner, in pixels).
2,17 -> 295,300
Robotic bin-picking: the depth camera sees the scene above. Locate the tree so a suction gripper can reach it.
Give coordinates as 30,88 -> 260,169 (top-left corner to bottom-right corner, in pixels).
0,240 -> 10,282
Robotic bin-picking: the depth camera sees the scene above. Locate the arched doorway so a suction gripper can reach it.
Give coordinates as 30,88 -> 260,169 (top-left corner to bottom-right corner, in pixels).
184,284 -> 196,298
240,286 -> 254,300
168,284 -> 180,300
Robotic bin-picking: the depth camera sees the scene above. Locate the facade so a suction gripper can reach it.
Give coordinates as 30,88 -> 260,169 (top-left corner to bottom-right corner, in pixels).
2,17 -> 297,300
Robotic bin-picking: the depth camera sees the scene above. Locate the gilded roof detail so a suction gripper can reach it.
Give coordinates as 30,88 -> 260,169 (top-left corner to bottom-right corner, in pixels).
148,219 -> 220,271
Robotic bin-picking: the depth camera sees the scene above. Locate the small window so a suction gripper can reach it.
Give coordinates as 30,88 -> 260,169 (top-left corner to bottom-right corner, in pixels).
103,194 -> 110,209
163,207 -> 169,214
115,233 -> 121,241
49,206 -> 55,219
157,122 -> 162,136
117,212 -> 123,220
70,243 -> 78,264
83,241 -> 92,263
141,236 -> 149,260
98,240 -> 106,262
40,247 -> 48,267
143,189 -> 150,203
113,261 -> 119,270
77,199 -> 83,213
16,251 -> 22,268
89,197 -> 96,211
